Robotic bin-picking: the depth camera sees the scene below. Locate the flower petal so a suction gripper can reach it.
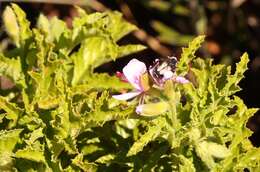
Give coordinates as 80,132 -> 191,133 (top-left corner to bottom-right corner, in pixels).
174,76 -> 190,84
116,71 -> 128,82
123,59 -> 147,90
112,91 -> 141,100
163,71 -> 175,81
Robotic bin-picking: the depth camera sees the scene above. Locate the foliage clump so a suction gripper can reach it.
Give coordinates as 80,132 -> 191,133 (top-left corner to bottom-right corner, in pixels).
0,4 -> 259,172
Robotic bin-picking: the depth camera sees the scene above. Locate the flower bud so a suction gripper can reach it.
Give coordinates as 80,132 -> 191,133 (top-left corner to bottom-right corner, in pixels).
136,102 -> 169,117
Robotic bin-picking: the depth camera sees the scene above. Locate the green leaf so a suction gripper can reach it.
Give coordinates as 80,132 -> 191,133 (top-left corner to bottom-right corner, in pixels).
10,3 -> 32,47
24,128 -> 44,145
0,129 -> 23,170
2,6 -> 19,46
117,44 -> 146,58
234,148 -> 260,170
177,35 -> 205,75
178,155 -> 196,172
195,141 -> 216,169
222,53 -> 249,95
71,37 -> 116,86
142,145 -> 168,172
45,138 -> 64,162
0,54 -> 26,88
15,146 -> 45,163
50,101 -> 71,139
89,107 -> 134,124
95,154 -> 115,164
37,14 -> 68,43
78,73 -> 132,91
70,11 -> 145,86
72,154 -> 97,172
71,40 -> 145,86
127,118 -> 164,156
152,21 -> 194,46
72,10 -> 137,42
147,1 -> 171,11
28,66 -> 61,110
0,114 -> 5,123
0,96 -> 24,127
190,58 -> 210,99
106,11 -> 137,41
1,4 -> 259,171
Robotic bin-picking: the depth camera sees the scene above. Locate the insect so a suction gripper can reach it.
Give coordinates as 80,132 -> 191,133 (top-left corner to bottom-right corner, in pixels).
149,56 -> 178,86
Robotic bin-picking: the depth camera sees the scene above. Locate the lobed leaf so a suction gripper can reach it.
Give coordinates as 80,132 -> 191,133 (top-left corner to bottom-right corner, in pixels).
10,3 -> 32,47
127,118 -> 164,156
177,35 -> 205,75
15,146 -> 46,163
0,54 -> 26,88
0,129 -> 22,170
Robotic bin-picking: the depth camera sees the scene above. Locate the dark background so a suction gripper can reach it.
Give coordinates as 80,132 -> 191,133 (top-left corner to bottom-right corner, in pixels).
0,0 -> 259,146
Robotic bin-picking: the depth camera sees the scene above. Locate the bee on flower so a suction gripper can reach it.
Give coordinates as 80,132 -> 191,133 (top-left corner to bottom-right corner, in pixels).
113,57 -> 189,116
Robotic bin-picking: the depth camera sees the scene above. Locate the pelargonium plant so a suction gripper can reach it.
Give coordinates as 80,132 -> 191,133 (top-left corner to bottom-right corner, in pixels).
0,4 -> 259,172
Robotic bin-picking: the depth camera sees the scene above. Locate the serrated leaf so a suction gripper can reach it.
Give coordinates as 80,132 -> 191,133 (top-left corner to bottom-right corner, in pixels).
37,14 -> 68,43
45,138 -> 64,162
24,128 -> 44,145
177,35 -> 205,75
81,144 -> 103,156
0,129 -> 23,153
0,129 -> 23,169
106,11 -> 137,41
195,141 -> 216,169
142,145 -> 168,171
95,154 -> 115,164
115,119 -> 138,139
86,105 -> 134,126
71,37 -> 116,85
178,155 -> 196,172
222,53 -> 249,95
51,101 -> 70,139
15,147 -> 45,163
71,11 -> 137,42
117,44 -> 146,57
127,118 -> 164,156
0,54 -> 26,88
29,68 -> 60,109
235,148 -> 260,170
190,58 -> 210,98
0,96 -> 23,127
72,154 -> 97,172
70,11 -> 145,86
10,3 -> 32,46
83,73 -> 132,90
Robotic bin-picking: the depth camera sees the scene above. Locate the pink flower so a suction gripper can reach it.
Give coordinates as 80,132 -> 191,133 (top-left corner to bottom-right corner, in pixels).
112,59 -> 148,100
113,58 -> 190,116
